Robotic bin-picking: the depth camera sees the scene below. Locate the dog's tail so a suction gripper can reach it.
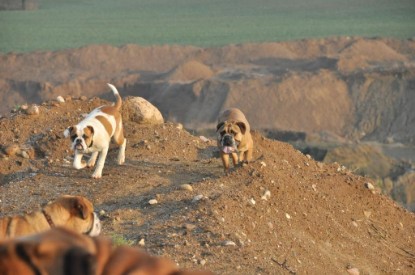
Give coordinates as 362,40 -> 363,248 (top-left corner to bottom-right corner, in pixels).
107,83 -> 122,110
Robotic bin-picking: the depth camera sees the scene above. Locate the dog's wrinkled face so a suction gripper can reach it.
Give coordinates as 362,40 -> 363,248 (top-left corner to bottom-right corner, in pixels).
64,125 -> 94,151
216,121 -> 246,154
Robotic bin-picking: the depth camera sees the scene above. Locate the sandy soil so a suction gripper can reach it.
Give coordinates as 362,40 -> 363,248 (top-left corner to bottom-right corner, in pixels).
1,97 -> 414,274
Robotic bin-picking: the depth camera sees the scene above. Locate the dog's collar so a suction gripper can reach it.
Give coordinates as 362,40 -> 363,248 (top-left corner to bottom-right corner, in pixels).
88,139 -> 94,148
83,213 -> 97,235
42,210 -> 55,228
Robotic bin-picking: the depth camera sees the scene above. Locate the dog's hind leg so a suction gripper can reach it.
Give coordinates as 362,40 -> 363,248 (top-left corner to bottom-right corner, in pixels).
113,123 -> 126,165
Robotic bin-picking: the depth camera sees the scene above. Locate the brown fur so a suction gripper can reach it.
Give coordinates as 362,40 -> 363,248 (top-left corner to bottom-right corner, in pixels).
217,108 -> 253,172
101,105 -> 125,146
95,115 -> 113,137
0,196 -> 96,240
0,227 -> 214,275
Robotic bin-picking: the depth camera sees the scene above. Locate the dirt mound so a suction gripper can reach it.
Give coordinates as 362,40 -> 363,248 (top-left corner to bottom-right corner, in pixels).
0,97 -> 414,274
167,60 -> 214,82
1,37 -> 414,146
324,143 -> 396,179
337,38 -> 408,73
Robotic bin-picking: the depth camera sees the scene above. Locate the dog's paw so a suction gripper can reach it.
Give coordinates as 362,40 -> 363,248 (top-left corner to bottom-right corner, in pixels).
117,158 -> 125,165
86,162 -> 96,168
74,161 -> 87,170
91,173 -> 102,179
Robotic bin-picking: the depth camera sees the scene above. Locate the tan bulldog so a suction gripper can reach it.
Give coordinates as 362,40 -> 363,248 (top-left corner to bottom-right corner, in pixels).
0,227 -> 214,275
216,108 -> 253,172
0,195 -> 101,240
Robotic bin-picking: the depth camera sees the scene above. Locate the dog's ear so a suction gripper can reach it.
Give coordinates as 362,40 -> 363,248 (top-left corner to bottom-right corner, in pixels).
216,122 -> 225,132
71,197 -> 91,220
85,126 -> 94,136
64,126 -> 74,138
236,122 -> 247,135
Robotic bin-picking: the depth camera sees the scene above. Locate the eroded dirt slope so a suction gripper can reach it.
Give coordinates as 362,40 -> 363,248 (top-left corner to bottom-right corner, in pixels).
0,98 -> 414,274
1,37 -> 415,144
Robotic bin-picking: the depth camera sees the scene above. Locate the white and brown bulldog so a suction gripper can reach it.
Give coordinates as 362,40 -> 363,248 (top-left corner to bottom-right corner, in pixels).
64,83 -> 126,179
0,195 -> 101,240
216,108 -> 253,172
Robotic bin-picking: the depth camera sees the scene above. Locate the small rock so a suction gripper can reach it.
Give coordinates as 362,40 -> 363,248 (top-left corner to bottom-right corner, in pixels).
199,259 -> 206,266
199,136 -> 209,143
260,161 -> 266,168
138,238 -> 145,246
364,182 -> 375,190
285,213 -> 291,219
180,184 -> 193,191
248,198 -> 256,206
26,105 -> 39,115
184,223 -> 196,231
4,144 -> 20,156
363,211 -> 371,218
347,267 -> 360,275
192,194 -> 205,202
311,184 -> 317,191
261,190 -> 271,200
148,199 -> 158,205
99,210 -> 106,216
20,151 -> 30,159
56,96 -> 65,103
223,240 -> 236,246
352,221 -> 358,227
306,154 -> 312,159
176,123 -> 183,130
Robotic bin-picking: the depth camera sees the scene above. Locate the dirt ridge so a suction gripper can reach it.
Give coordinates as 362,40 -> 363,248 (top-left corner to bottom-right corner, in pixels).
0,97 -> 414,274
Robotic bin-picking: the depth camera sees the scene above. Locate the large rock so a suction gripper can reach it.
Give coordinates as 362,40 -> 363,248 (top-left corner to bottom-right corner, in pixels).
122,97 -> 164,124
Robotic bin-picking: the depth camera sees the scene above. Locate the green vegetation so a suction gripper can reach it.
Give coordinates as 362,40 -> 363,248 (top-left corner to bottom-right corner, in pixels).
1,0 -> 414,53
110,233 -> 134,246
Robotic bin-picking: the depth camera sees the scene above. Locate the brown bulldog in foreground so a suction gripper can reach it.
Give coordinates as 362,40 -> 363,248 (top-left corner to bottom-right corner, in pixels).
0,227 -> 214,275
216,108 -> 254,172
0,195 -> 101,240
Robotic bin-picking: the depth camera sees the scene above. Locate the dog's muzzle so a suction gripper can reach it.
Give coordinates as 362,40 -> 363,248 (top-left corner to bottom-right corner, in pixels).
221,134 -> 238,154
74,138 -> 84,150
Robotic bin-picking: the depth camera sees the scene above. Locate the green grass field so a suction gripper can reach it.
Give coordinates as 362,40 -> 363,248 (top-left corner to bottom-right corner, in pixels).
0,0 -> 414,53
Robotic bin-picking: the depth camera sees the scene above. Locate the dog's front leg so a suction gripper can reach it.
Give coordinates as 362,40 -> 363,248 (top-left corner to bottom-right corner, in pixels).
231,152 -> 239,167
220,151 -> 230,172
87,152 -> 99,168
73,151 -> 86,169
91,147 -> 109,179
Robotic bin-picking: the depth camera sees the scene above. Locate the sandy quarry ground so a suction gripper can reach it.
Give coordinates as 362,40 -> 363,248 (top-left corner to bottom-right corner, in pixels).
0,97 -> 414,274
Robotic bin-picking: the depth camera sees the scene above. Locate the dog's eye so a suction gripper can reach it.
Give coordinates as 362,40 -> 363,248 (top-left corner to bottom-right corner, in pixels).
70,135 -> 77,141
82,134 -> 87,139
230,130 -> 236,135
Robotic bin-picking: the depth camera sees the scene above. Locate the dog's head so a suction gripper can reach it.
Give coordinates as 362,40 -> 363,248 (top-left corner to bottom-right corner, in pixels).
64,125 -> 94,152
216,120 -> 247,154
44,195 -> 102,237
